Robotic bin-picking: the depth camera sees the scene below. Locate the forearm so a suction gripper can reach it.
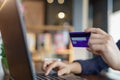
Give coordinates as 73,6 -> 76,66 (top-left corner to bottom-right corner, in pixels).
102,51 -> 120,70
100,40 -> 120,70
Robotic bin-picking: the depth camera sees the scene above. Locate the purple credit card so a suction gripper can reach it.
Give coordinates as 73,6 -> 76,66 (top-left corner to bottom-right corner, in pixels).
69,32 -> 91,47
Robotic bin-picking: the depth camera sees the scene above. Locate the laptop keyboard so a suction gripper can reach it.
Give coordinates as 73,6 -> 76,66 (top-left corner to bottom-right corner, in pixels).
36,73 -> 65,80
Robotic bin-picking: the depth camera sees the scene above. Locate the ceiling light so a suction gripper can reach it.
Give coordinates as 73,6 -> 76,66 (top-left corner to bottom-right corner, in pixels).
58,12 -> 65,19
58,0 -> 64,4
47,0 -> 54,4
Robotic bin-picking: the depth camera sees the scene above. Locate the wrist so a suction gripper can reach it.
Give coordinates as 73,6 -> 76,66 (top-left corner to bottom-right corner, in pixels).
69,62 -> 82,74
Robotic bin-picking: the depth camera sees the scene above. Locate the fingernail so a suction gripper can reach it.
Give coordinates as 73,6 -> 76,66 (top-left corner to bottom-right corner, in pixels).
45,71 -> 48,76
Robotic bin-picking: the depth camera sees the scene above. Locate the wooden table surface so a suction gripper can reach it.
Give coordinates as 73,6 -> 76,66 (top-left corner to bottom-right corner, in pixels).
2,60 -> 113,80
3,73 -> 112,80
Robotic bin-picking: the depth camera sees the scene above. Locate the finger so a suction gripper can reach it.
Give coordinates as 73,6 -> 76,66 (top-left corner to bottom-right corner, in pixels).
89,44 -> 104,54
85,28 -> 107,35
89,44 -> 103,50
90,33 -> 105,39
45,61 -> 60,75
88,38 -> 105,45
87,48 -> 97,54
43,60 -> 53,70
86,48 -> 92,52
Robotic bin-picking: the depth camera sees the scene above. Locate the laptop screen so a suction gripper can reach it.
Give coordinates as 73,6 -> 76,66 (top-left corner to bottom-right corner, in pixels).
0,0 -> 35,79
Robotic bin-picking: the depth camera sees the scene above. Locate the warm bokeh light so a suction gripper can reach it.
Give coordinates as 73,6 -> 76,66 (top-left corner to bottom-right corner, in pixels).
58,12 -> 65,19
58,0 -> 64,4
47,0 -> 54,4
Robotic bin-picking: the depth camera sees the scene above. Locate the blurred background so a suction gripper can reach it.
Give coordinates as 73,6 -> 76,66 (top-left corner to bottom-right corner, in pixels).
0,0 -> 120,79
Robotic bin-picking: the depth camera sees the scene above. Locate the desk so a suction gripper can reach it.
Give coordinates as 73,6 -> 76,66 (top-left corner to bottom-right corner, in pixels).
34,60 -> 112,80
3,74 -> 112,80
2,61 -> 113,80
80,74 -> 112,80
35,61 -> 112,80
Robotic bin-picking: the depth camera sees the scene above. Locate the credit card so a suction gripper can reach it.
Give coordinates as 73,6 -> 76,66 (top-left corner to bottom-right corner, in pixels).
69,32 -> 91,47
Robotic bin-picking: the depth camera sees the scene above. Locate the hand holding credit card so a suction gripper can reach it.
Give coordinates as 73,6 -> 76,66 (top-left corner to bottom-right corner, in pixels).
69,32 -> 91,47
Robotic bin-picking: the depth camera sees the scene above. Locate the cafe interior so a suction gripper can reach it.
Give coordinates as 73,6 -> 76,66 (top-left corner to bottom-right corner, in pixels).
0,0 -> 120,80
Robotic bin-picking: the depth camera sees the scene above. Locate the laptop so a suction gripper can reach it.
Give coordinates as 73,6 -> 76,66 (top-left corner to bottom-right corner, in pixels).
0,0 -> 85,80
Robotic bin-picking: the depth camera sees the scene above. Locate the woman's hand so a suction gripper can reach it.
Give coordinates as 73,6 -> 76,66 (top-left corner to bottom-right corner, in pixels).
85,28 -> 120,70
43,60 -> 82,76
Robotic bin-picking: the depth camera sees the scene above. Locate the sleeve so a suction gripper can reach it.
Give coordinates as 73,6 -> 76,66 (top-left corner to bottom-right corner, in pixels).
116,40 -> 120,49
74,56 -> 109,75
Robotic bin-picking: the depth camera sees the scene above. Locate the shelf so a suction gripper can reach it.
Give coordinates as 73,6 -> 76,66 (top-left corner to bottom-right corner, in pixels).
26,25 -> 74,62
26,25 -> 73,33
55,49 -> 70,54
